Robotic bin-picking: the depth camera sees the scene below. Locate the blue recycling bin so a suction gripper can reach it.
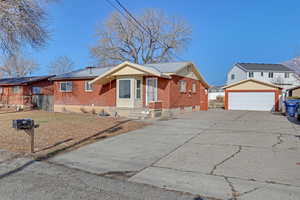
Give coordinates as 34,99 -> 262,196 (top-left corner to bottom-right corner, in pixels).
285,99 -> 300,117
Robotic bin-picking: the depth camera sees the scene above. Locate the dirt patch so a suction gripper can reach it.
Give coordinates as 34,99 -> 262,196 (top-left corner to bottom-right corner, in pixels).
0,110 -> 147,157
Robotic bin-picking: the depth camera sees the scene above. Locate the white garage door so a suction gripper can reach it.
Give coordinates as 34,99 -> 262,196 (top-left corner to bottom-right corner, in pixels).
228,92 -> 275,111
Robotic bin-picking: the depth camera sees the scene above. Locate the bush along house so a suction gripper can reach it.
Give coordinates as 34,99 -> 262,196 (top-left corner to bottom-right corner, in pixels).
0,76 -> 54,111
51,61 -> 209,118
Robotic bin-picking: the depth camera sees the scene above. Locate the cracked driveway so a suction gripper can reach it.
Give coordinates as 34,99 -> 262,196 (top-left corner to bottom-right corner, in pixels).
52,110 -> 300,200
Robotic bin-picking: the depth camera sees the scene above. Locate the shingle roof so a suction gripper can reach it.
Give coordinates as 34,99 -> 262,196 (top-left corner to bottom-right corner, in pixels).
51,67 -> 112,80
237,63 -> 294,72
144,62 -> 191,73
51,62 -> 192,81
0,76 -> 53,86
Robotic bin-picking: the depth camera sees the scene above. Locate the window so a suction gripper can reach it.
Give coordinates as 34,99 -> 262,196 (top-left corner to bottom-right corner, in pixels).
0,87 -> 3,94
32,87 -> 41,94
249,72 -> 254,78
192,83 -> 196,93
268,72 -> 274,78
179,80 -> 186,92
119,79 -> 131,98
85,81 -> 93,92
231,74 -> 235,80
60,81 -> 72,92
285,72 -> 290,78
13,86 -> 21,94
136,79 -> 141,99
261,72 -> 264,77
146,78 -> 157,104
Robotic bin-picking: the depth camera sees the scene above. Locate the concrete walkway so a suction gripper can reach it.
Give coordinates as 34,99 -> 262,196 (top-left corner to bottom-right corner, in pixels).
52,110 -> 300,200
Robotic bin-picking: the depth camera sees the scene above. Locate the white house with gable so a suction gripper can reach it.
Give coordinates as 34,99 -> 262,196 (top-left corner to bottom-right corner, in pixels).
227,63 -> 300,90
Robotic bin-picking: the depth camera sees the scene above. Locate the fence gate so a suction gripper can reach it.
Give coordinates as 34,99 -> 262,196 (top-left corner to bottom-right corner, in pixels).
32,95 -> 53,112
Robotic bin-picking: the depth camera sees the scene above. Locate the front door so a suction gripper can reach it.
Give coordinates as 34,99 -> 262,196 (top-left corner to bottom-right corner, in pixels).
117,77 -> 143,108
146,77 -> 158,105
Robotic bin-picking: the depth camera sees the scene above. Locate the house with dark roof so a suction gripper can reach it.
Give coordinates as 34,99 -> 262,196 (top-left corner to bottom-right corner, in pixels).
0,76 -> 54,110
227,63 -> 300,90
51,61 -> 209,117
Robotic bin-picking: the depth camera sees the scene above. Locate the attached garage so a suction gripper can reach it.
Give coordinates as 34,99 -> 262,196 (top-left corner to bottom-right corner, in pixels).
223,79 -> 282,112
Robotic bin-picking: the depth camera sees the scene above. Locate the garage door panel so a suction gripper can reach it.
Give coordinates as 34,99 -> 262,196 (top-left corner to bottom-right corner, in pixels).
228,92 -> 275,111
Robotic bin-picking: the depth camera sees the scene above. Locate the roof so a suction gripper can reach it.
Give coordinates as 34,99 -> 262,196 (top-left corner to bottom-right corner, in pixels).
223,79 -> 283,90
208,85 -> 224,92
90,61 -> 209,88
286,85 -> 300,91
0,76 -> 54,86
236,63 -> 294,72
51,67 -> 112,80
143,62 -> 192,73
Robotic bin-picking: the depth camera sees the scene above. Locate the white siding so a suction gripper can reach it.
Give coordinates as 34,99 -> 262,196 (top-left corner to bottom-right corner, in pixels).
227,65 -> 247,85
226,65 -> 300,90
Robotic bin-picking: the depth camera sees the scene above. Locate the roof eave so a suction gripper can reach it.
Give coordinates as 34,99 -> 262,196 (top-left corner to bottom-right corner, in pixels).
51,76 -> 97,81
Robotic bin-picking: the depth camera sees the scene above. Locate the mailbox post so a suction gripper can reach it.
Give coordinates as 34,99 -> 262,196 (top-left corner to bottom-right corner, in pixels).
12,119 -> 39,153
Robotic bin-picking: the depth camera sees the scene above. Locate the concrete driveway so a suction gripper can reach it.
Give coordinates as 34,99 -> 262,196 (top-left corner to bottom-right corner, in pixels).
52,111 -> 300,200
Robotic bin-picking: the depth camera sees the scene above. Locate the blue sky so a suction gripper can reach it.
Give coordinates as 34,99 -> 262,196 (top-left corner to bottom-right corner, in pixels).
30,0 -> 300,85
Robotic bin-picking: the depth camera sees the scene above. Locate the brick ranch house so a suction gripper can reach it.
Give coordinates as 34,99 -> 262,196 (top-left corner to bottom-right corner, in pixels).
51,61 -> 209,117
0,76 -> 54,110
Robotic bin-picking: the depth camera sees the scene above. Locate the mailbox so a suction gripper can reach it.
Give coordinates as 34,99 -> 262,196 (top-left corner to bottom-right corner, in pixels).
12,119 -> 35,130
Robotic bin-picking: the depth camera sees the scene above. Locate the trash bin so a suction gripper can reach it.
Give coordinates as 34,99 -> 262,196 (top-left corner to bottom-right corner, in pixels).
285,99 -> 300,117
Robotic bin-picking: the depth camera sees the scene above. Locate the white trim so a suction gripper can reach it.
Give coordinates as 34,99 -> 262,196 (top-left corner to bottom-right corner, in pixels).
135,79 -> 141,99
223,79 -> 282,89
84,81 -> 93,92
117,78 -> 132,99
146,77 -> 158,105
59,81 -> 72,92
90,61 -> 170,85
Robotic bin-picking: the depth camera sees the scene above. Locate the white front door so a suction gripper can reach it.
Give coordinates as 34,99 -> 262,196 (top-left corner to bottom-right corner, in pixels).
117,78 -> 134,108
146,77 -> 158,105
228,92 -> 275,111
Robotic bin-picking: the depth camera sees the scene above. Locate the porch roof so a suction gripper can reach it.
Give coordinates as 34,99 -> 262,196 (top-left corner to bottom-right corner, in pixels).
90,61 -> 209,88
90,62 -> 172,85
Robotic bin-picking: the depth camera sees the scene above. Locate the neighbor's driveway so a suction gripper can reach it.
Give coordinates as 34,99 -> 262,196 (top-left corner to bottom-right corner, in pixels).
52,111 -> 300,200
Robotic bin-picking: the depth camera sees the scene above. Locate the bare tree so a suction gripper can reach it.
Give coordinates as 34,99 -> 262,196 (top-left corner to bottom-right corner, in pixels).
90,9 -> 192,67
0,0 -> 53,54
0,53 -> 39,77
48,56 -> 75,75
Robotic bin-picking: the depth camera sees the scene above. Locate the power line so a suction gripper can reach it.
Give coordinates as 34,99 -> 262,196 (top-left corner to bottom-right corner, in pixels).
114,0 -> 185,62
105,0 -> 186,62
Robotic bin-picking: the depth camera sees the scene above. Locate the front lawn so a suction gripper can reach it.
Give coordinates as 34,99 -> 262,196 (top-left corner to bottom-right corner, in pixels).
0,110 -> 147,157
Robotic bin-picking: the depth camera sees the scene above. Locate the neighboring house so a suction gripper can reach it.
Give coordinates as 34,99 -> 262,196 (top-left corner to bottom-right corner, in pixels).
208,85 -> 224,100
227,63 -> 300,90
51,62 -> 209,117
223,79 -> 282,112
0,76 -> 54,110
286,86 -> 300,97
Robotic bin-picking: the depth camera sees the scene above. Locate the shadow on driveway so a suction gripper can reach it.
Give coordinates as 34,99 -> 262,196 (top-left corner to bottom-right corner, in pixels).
287,116 -> 300,125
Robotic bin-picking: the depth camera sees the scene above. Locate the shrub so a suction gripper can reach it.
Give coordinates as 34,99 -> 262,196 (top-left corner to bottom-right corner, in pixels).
80,107 -> 89,113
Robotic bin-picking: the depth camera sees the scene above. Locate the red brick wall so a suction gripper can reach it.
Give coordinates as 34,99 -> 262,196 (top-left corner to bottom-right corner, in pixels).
167,75 -> 208,110
143,75 -> 208,110
23,80 -> 54,96
0,86 -> 24,105
0,79 -> 54,106
53,79 -> 116,106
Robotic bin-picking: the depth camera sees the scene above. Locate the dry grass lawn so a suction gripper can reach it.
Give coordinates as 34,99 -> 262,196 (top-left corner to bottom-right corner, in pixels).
0,110 -> 147,157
